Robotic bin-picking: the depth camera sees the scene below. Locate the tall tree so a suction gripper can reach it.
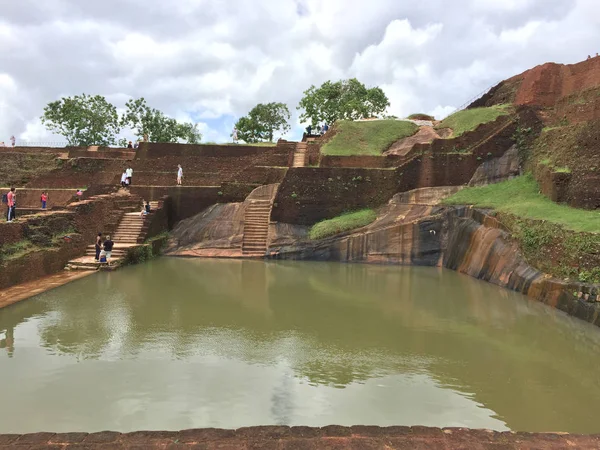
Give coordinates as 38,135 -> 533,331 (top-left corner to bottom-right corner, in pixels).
120,98 -> 202,143
297,78 -> 390,126
235,102 -> 291,143
41,94 -> 120,146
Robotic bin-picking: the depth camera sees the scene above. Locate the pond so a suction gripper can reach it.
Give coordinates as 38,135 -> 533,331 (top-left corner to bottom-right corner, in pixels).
1,258 -> 600,434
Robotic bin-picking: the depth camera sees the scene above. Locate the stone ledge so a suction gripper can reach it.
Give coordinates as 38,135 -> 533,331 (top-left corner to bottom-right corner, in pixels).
1,426 -> 599,449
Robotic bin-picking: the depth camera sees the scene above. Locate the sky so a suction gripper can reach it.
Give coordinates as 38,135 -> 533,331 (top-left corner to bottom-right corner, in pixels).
0,0 -> 599,144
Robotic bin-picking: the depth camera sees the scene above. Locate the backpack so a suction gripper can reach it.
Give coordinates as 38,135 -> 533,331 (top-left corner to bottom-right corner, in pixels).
1,193 -> 7,204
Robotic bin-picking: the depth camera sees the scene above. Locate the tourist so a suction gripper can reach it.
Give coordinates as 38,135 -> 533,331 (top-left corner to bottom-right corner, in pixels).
232,126 -> 239,143
134,141 -> 139,149
120,169 -> 127,188
323,122 -> 329,133
10,135 -> 15,147
76,190 -> 83,200
0,142 -> 5,147
177,164 -> 183,186
140,200 -> 151,217
127,141 -> 133,149
126,166 -> 133,186
316,124 -> 321,135
95,233 -> 103,261
6,187 -> 15,222
9,189 -> 16,222
306,124 -> 312,136
143,133 -> 149,142
41,191 -> 48,209
103,235 -> 114,262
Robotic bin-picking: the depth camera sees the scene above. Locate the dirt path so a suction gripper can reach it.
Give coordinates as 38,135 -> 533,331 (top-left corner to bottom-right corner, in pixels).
385,126 -> 444,156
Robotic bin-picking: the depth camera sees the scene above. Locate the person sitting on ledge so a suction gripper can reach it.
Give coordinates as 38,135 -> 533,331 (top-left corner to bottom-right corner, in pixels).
127,141 -> 133,149
140,201 -> 151,217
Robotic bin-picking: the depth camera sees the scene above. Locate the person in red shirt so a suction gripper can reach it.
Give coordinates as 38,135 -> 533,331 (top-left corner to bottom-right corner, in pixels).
6,187 -> 15,222
41,191 -> 48,209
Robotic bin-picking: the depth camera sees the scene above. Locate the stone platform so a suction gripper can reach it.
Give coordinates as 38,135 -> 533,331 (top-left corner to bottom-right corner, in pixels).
0,426 -> 598,449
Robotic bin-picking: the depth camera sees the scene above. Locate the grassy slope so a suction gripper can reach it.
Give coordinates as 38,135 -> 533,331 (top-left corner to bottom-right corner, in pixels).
322,120 -> 418,156
443,174 -> 599,233
309,209 -> 377,240
436,105 -> 512,137
444,175 -> 600,282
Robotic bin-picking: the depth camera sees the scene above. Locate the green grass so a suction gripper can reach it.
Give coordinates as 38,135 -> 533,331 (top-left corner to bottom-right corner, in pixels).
309,209 -> 377,240
443,174 -> 600,233
321,120 -> 418,156
407,113 -> 435,121
436,104 -> 512,137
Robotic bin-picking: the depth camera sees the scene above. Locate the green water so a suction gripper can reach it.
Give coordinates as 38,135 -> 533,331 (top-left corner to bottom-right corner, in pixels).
1,258 -> 600,434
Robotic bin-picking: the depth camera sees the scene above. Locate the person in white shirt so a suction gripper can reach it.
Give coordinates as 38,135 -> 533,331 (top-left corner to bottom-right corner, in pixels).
126,166 -> 133,186
120,170 -> 127,188
177,165 -> 183,186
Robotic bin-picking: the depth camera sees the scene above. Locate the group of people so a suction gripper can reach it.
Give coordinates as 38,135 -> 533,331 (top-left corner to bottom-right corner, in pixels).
124,134 -> 149,149
120,166 -> 134,188
94,233 -> 114,263
0,136 -> 16,147
306,123 -> 329,136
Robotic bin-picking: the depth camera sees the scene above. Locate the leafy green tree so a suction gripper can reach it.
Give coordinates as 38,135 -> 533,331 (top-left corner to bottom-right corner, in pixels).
235,102 -> 291,143
41,94 -> 120,146
120,98 -> 201,143
297,78 -> 390,126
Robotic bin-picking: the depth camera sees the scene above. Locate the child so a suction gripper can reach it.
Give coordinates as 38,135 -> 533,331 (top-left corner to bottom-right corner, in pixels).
41,191 -> 48,209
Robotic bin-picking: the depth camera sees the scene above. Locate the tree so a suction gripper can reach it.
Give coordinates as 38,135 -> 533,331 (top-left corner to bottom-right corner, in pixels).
297,78 -> 390,126
41,94 -> 120,146
120,98 -> 202,143
235,102 -> 291,143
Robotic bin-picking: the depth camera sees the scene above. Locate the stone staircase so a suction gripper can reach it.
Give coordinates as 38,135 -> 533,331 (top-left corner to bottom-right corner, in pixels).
66,197 -> 161,270
292,142 -> 307,167
241,184 -> 280,258
241,200 -> 272,257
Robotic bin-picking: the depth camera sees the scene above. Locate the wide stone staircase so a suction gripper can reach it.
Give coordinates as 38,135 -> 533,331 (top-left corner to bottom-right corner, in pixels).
66,198 -> 160,270
292,142 -> 307,167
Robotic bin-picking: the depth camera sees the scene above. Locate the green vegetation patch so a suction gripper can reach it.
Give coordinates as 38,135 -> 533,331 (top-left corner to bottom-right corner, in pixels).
443,174 -> 600,233
321,120 -> 418,156
436,104 -> 512,137
309,209 -> 377,240
407,113 -> 435,121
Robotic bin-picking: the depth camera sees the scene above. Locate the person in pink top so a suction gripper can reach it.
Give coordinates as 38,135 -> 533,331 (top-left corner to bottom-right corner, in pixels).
6,187 -> 15,222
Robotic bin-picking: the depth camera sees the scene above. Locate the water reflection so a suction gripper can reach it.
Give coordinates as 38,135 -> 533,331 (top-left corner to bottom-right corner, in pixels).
1,259 -> 600,433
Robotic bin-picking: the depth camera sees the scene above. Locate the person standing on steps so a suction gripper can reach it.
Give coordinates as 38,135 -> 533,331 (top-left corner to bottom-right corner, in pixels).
126,166 -> 133,186
177,164 -> 183,186
95,233 -> 103,261
41,191 -> 48,209
120,169 -> 127,188
103,235 -> 114,263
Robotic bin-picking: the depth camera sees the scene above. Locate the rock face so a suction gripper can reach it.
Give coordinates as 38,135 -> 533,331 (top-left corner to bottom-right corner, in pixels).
468,145 -> 520,186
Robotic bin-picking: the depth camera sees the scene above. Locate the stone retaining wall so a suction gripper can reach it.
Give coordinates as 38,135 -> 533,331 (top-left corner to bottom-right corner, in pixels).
0,426 -> 596,449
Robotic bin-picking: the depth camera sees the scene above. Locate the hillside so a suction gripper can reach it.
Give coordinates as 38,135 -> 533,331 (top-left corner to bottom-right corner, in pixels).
468,56 -> 600,210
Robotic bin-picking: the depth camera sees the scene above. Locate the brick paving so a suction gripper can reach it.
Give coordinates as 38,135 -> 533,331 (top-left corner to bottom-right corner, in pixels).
0,426 -> 599,449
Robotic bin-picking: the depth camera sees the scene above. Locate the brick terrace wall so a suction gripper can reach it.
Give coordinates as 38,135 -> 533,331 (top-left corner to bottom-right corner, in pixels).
3,188 -> 79,208
0,195 -> 122,289
136,142 -> 287,159
320,155 -> 406,168
272,154 -> 489,225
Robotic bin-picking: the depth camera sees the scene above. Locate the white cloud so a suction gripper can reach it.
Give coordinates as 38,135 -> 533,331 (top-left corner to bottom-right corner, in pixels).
0,0 -> 597,144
